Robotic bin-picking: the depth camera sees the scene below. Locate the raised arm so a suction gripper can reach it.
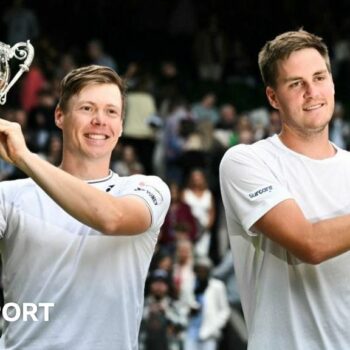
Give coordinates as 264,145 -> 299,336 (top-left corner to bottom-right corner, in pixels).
0,118 -> 155,235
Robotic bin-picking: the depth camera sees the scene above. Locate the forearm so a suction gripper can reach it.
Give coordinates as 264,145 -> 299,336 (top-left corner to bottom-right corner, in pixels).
310,215 -> 350,263
255,199 -> 350,264
17,152 -> 123,233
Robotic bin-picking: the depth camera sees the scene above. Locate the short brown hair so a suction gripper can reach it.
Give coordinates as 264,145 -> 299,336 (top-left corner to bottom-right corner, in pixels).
58,65 -> 127,118
258,29 -> 331,88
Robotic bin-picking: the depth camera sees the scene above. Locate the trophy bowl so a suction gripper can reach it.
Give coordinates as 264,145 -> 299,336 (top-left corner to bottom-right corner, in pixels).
0,40 -> 34,105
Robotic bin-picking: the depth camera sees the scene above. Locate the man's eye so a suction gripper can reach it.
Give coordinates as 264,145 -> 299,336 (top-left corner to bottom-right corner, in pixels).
290,81 -> 301,88
108,110 -> 118,116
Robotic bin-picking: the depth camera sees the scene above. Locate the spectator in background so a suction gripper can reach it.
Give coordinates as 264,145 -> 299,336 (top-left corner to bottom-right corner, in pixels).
156,61 -> 183,117
214,103 -> 238,149
19,58 -> 47,112
159,182 -> 198,251
111,144 -> 144,176
172,239 -> 196,313
215,104 -> 237,129
122,74 -> 157,174
3,0 -> 39,45
150,249 -> 174,276
183,169 -> 216,258
27,87 -> 57,152
266,109 -> 282,137
55,52 -> 78,80
184,256 -> 230,350
330,101 -> 350,149
140,269 -> 187,350
180,129 -> 206,176
86,39 -> 118,71
35,35 -> 59,77
212,251 -> 241,307
123,62 -> 142,90
237,128 -> 254,145
39,133 -> 62,166
231,114 -> 254,147
248,107 -> 270,141
163,97 -> 193,184
191,92 -> 219,125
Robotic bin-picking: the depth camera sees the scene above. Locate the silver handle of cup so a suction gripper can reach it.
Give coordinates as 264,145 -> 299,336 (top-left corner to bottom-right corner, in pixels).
0,40 -> 35,105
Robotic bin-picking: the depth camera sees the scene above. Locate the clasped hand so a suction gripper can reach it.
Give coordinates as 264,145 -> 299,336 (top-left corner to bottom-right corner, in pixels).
0,118 -> 30,166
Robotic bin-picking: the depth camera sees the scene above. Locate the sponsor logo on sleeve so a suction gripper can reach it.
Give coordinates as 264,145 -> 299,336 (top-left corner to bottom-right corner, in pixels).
134,182 -> 164,205
105,185 -> 115,192
248,185 -> 273,199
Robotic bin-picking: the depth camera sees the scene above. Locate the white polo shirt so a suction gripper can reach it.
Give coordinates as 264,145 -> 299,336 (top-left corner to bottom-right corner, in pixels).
220,135 -> 350,350
0,171 -> 170,350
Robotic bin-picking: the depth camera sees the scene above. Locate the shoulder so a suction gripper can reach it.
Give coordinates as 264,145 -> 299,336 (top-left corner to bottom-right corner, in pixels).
335,147 -> 350,161
119,174 -> 171,207
222,137 -> 275,163
220,137 -> 279,173
0,178 -> 44,214
122,174 -> 168,189
0,178 -> 35,199
219,143 -> 254,177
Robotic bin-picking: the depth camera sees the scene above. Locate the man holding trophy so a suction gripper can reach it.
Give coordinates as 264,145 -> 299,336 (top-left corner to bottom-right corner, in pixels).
0,41 -> 170,349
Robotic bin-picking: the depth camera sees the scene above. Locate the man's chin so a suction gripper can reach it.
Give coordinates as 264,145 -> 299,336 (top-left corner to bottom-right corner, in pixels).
302,123 -> 329,136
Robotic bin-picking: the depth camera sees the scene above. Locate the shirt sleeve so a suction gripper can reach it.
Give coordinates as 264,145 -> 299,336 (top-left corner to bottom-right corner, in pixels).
117,175 -> 171,231
219,144 -> 293,236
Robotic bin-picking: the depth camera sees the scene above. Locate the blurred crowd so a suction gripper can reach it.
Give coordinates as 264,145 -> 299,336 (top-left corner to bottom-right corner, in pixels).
1,1 -> 350,349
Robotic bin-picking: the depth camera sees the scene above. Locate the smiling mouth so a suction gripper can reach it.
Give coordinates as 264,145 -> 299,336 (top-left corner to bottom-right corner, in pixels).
303,103 -> 325,111
85,133 -> 109,140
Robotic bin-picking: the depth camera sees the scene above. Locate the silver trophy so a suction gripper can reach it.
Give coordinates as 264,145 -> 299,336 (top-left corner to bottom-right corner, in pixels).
0,40 -> 34,105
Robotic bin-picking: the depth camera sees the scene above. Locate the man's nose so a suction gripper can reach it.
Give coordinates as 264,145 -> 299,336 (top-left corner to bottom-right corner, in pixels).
304,82 -> 319,99
91,111 -> 107,125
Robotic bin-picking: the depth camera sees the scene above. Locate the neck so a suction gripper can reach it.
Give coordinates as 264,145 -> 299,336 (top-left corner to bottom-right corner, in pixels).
278,125 -> 336,160
60,153 -> 111,180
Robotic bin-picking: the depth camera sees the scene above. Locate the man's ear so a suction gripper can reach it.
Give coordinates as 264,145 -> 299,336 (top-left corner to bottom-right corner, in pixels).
55,106 -> 64,129
266,86 -> 279,110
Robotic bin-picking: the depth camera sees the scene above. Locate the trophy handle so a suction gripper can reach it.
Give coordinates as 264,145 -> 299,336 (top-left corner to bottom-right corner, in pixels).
0,40 -> 35,105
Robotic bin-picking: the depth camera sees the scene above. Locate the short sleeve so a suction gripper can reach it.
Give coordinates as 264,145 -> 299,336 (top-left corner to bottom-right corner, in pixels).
117,175 -> 171,231
219,145 -> 293,235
